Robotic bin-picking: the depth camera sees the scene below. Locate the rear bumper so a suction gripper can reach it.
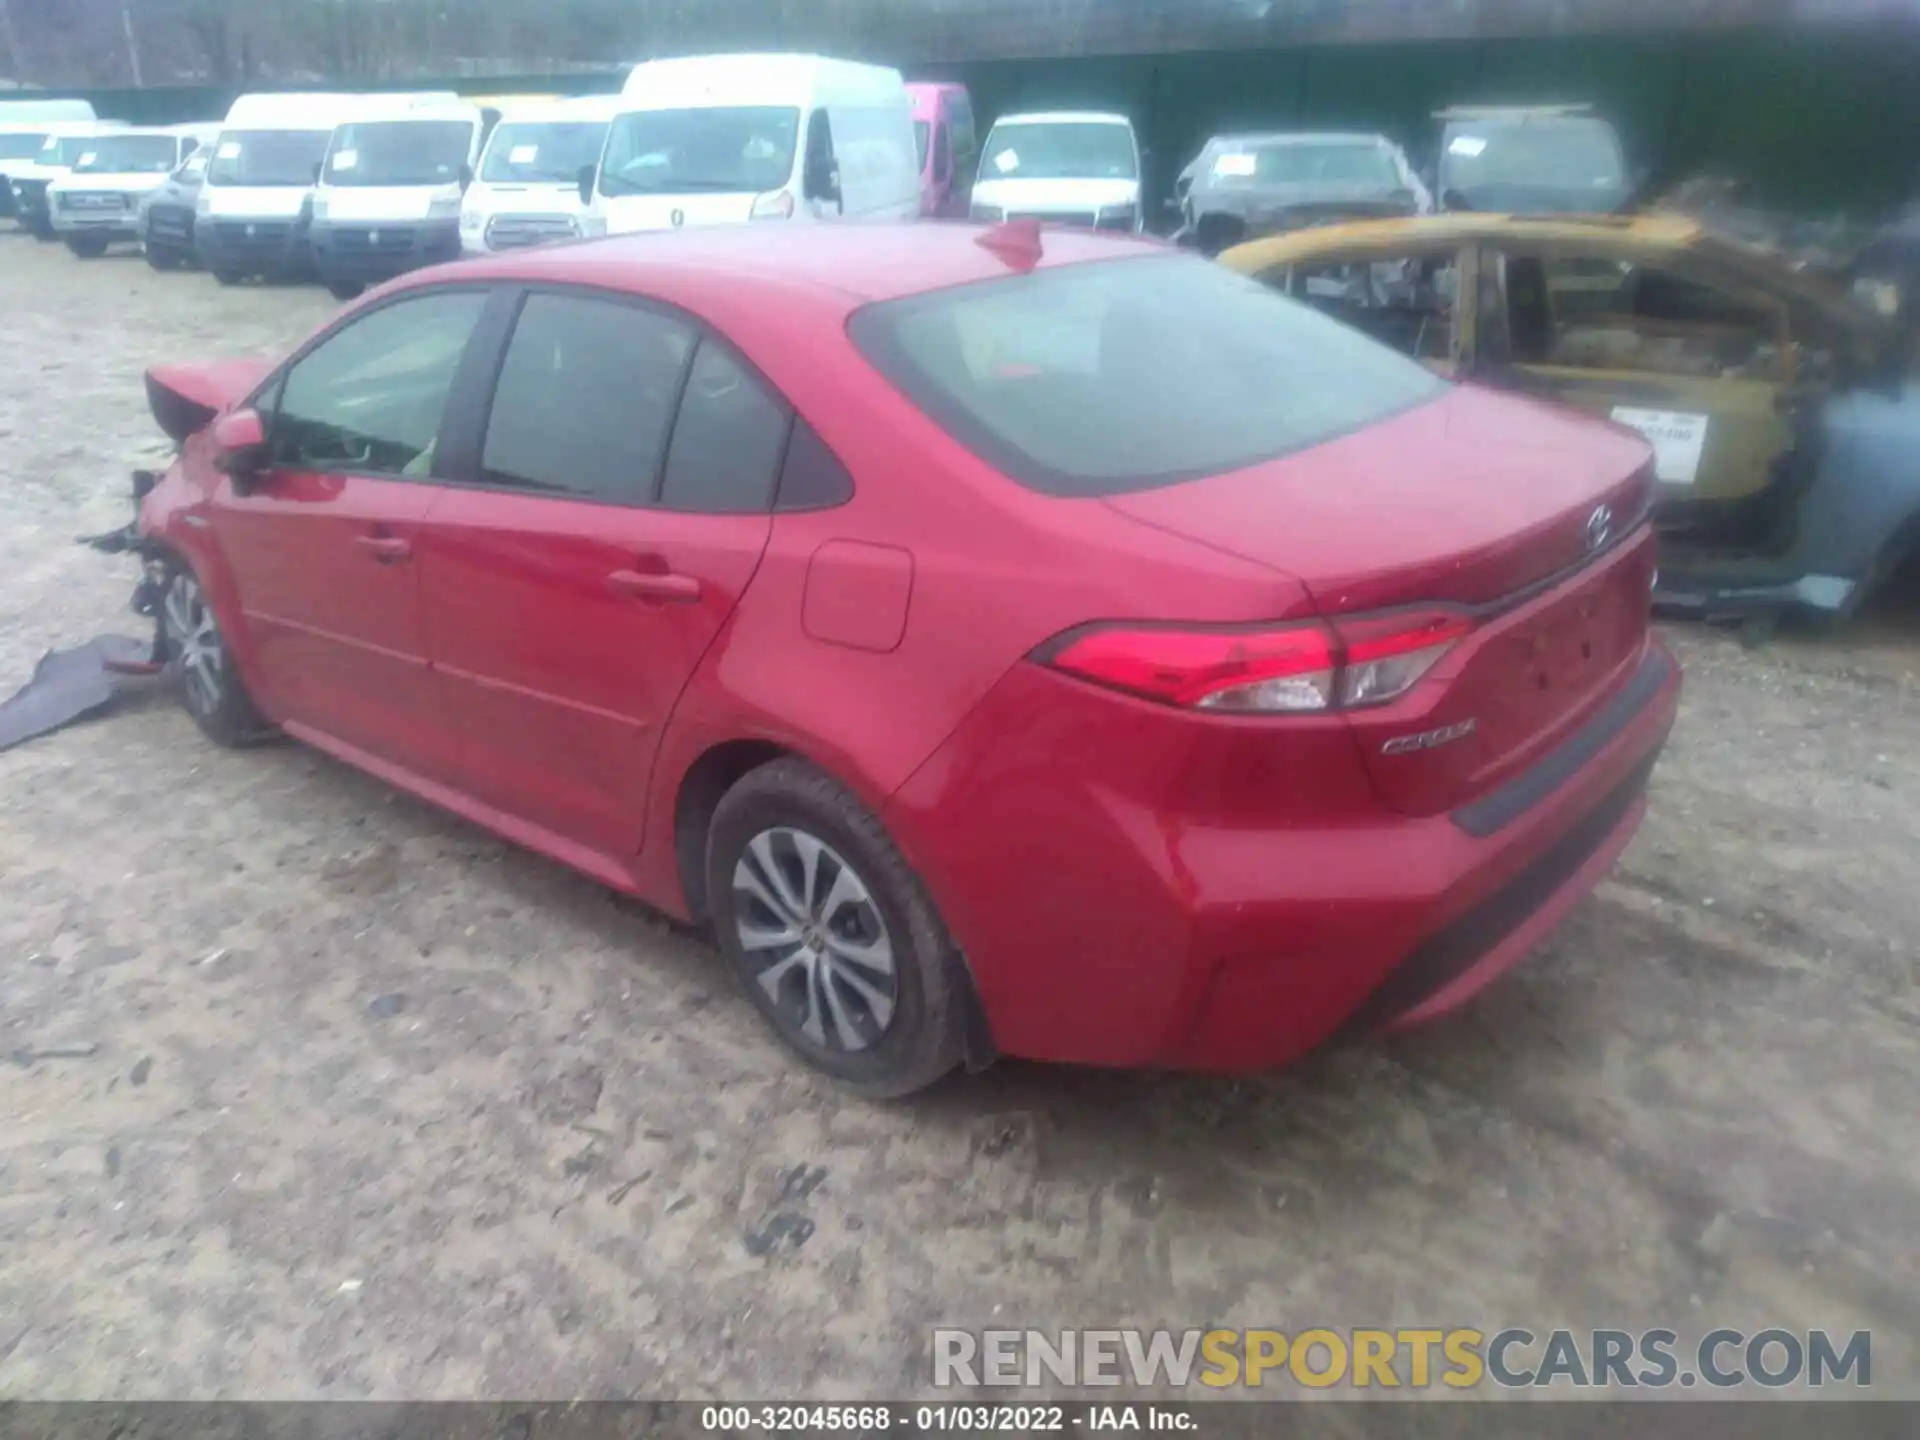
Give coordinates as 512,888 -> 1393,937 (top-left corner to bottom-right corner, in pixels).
311,218 -> 461,284
888,640 -> 1681,1073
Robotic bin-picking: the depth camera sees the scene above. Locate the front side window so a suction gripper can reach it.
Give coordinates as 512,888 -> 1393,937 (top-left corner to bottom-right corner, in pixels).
481,294 -> 695,503
481,120 -> 608,184
269,291 -> 487,477
207,129 -> 331,187
850,254 -> 1445,497
1283,251 -> 1460,362
325,120 -> 474,187
600,107 -> 799,197
982,122 -> 1136,182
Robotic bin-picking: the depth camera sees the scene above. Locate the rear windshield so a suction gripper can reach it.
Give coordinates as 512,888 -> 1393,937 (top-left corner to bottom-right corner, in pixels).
849,254 -> 1444,496
207,129 -> 331,187
600,107 -> 799,197
72,134 -> 180,174
325,120 -> 474,186
0,131 -> 48,161
481,119 -> 609,183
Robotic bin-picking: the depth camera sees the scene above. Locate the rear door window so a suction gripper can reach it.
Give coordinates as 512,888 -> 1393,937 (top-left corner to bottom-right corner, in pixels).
480,292 -> 695,503
659,341 -> 793,513
849,254 -> 1444,496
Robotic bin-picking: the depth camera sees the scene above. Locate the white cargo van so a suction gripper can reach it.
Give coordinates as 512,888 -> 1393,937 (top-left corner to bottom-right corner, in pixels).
0,99 -> 97,220
195,91 -> 455,284
9,120 -> 132,238
49,123 -> 220,257
969,111 -> 1145,234
310,97 -> 484,298
460,95 -> 617,255
586,54 -> 919,236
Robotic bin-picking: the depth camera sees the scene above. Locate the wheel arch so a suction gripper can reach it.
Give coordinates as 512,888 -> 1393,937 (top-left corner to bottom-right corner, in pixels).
669,735 -> 1000,1073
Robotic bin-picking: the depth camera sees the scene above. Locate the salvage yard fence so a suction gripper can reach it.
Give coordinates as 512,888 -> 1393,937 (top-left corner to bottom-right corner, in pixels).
35,27 -> 1920,215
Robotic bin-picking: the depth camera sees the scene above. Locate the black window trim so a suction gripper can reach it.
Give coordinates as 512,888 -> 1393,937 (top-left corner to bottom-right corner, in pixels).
246,276 -> 859,515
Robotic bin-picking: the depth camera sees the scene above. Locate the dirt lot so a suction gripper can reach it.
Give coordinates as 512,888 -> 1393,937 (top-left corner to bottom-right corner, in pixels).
1,237 -> 1917,1403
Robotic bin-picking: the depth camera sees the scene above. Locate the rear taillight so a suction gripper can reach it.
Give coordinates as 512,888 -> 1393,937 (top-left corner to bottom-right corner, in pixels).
1043,607 -> 1472,714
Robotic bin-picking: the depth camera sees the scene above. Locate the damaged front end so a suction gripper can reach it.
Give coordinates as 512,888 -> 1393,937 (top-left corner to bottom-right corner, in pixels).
80,466 -> 175,668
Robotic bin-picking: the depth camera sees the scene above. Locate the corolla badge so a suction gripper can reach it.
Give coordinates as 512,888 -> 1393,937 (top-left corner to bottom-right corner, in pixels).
1381,718 -> 1477,756
1586,504 -> 1614,553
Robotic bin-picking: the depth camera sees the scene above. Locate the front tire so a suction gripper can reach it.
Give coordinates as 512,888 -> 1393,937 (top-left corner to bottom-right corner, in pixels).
326,280 -> 365,301
162,566 -> 269,747
212,267 -> 242,286
66,235 -> 109,258
145,242 -> 182,271
706,759 -> 964,1098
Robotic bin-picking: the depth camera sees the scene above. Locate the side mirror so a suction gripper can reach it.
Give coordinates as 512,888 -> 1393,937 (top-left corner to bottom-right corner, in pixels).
211,407 -> 267,482
577,163 -> 596,206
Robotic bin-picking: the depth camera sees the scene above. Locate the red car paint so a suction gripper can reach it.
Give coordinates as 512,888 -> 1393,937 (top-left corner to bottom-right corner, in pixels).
137,223 -> 1679,1074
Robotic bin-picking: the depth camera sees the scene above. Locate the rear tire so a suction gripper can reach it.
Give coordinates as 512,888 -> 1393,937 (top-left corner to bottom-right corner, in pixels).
706,759 -> 964,1098
326,280 -> 365,301
66,235 -> 109,258
212,267 -> 242,286
161,565 -> 270,748
145,243 -> 182,271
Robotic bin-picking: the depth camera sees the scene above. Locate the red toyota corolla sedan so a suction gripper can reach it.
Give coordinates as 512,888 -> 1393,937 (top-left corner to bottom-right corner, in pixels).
127,221 -> 1678,1096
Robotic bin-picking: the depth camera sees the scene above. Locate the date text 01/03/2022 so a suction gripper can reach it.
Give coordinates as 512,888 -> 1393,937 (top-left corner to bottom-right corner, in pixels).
697,1404 -> 1190,1432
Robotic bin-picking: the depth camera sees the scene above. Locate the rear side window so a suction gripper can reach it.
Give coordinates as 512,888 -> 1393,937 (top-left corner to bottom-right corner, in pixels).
482,293 -> 694,503
659,342 -> 792,513
849,254 -> 1445,496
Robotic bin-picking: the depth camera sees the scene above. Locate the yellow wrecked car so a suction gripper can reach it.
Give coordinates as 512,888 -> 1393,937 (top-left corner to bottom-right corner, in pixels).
1221,213 -> 1919,628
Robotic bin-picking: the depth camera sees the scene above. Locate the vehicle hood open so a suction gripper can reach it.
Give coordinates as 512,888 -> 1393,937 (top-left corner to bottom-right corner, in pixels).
145,359 -> 274,443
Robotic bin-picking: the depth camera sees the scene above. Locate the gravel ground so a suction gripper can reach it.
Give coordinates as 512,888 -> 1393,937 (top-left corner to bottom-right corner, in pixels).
1,237 -> 1917,1402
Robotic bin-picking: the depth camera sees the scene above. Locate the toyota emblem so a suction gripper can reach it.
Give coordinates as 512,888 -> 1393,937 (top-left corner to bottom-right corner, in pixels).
671,208 -> 685,228
1585,504 -> 1614,553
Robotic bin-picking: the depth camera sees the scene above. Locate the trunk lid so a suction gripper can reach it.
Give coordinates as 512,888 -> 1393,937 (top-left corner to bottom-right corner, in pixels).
1105,384 -> 1659,815
145,359 -> 273,443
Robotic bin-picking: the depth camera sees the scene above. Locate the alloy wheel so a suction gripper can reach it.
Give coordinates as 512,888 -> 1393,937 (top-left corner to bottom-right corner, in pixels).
731,827 -> 899,1054
163,572 -> 225,716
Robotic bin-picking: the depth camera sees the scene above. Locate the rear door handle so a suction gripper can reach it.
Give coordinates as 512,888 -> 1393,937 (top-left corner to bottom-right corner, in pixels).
354,534 -> 412,564
608,569 -> 701,603
607,569 -> 701,603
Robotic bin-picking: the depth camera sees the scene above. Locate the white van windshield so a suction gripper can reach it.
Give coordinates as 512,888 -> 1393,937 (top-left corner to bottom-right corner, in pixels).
37,135 -> 99,167
600,107 -> 799,196
207,130 -> 330,186
72,134 -> 181,174
984,123 -> 1136,182
0,132 -> 48,161
482,120 -> 608,184
325,120 -> 474,186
